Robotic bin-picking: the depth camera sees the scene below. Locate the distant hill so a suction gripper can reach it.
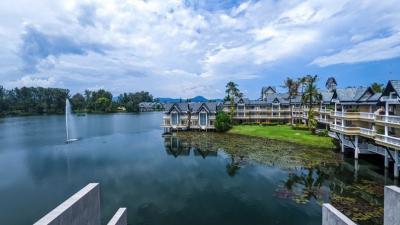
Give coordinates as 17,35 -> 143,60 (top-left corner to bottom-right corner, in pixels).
156,96 -> 222,103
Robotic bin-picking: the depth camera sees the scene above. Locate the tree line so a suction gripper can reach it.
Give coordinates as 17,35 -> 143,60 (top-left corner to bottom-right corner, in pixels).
0,85 -> 153,116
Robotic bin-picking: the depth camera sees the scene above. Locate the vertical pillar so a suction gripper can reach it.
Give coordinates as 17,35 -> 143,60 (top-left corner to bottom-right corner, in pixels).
278,104 -> 281,118
341,105 -> 344,127
354,159 -> 359,181
395,151 -> 399,178
340,134 -> 344,153
354,136 -> 359,159
384,150 -> 389,168
385,102 -> 389,137
334,102 -> 337,125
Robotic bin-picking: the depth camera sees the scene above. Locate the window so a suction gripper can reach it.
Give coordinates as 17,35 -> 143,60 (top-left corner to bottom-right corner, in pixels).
199,113 -> 207,126
171,113 -> 179,125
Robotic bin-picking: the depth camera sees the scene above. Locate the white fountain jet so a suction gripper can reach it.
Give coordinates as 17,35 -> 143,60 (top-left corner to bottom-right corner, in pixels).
65,99 -> 79,143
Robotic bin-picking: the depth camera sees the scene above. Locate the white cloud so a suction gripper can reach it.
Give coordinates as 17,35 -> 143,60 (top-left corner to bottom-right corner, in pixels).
312,32 -> 400,66
8,75 -> 57,88
0,0 -> 400,98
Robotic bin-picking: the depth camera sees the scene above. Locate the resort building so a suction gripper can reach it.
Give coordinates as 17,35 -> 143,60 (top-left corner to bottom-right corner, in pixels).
139,102 -> 164,112
161,80 -> 400,177
161,102 -> 220,131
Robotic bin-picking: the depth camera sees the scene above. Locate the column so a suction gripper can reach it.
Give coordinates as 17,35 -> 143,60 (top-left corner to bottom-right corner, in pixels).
384,150 -> 389,168
340,134 -> 344,153
341,105 -> 344,127
385,102 -> 389,136
354,136 -> 359,159
334,102 -> 337,125
395,151 -> 399,178
278,104 -> 281,118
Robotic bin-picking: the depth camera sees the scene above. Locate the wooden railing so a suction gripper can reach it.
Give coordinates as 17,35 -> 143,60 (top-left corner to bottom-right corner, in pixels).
376,115 -> 400,125
375,134 -> 400,148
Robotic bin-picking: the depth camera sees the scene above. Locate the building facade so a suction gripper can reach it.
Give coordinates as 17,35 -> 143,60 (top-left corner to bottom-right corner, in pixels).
139,102 -> 164,112
161,102 -> 220,131
161,81 -> 400,177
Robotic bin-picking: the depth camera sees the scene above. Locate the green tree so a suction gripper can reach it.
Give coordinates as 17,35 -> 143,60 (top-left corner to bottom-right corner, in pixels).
117,91 -> 153,112
71,93 -> 86,111
308,109 -> 318,134
215,111 -> 232,132
225,81 -> 242,119
301,75 -> 322,127
95,97 -> 111,112
282,77 -> 299,125
370,82 -> 384,93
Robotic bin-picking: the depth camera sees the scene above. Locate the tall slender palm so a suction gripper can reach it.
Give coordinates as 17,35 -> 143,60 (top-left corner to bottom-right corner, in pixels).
282,77 -> 299,125
225,81 -> 241,119
325,77 -> 337,91
225,81 -> 240,99
301,75 -> 322,126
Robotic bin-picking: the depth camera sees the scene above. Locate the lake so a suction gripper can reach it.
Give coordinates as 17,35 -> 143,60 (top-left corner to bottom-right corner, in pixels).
0,112 -> 397,225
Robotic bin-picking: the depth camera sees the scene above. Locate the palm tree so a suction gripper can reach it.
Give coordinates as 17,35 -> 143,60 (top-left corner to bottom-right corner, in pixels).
282,77 -> 300,125
370,82 -> 384,93
298,76 -> 308,93
225,81 -> 242,119
301,75 -> 322,127
325,77 -> 337,91
225,81 -> 240,99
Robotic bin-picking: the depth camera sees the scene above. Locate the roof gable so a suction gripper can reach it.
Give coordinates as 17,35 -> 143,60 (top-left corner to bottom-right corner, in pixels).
382,80 -> 400,97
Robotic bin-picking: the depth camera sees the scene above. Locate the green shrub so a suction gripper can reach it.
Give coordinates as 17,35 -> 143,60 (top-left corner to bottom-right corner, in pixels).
317,130 -> 328,137
215,111 -> 232,132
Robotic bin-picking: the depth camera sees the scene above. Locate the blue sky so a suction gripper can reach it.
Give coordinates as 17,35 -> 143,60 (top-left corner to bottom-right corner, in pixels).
0,0 -> 399,99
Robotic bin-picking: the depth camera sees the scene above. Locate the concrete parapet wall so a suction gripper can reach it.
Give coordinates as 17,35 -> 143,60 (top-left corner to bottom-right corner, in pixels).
384,186 -> 400,225
107,208 -> 127,225
34,183 -> 101,225
322,204 -> 356,225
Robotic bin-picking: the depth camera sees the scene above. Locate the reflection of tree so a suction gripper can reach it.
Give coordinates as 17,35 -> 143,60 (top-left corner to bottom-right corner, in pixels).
226,155 -> 245,177
277,167 -> 328,204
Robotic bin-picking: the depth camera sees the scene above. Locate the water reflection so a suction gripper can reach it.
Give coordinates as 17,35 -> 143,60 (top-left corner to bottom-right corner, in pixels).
166,132 -> 397,225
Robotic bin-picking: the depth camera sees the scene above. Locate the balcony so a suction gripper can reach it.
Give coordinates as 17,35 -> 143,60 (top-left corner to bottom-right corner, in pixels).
381,95 -> 400,102
330,124 -> 360,135
330,112 -> 375,121
233,115 -> 291,119
359,128 -> 376,137
318,109 -> 331,114
376,115 -> 400,126
318,118 -> 330,124
375,134 -> 400,149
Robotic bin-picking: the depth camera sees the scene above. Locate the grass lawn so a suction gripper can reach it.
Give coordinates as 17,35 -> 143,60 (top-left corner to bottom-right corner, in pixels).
228,125 -> 335,149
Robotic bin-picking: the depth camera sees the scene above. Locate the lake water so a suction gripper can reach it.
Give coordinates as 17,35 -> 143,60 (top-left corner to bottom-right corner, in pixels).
0,113 -> 397,225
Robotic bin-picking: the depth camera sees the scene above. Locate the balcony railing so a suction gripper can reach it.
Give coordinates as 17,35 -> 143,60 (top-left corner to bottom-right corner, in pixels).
330,124 -> 360,134
381,96 -> 400,101
360,128 -> 376,136
375,134 -> 400,148
359,112 -> 375,120
376,115 -> 400,125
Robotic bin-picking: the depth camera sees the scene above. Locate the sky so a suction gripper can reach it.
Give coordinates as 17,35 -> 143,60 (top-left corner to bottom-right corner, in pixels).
0,0 -> 399,99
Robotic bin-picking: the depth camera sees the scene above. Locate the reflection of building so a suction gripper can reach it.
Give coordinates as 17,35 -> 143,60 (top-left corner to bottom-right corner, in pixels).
161,102 -> 220,131
164,136 -> 190,157
163,136 -> 218,158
